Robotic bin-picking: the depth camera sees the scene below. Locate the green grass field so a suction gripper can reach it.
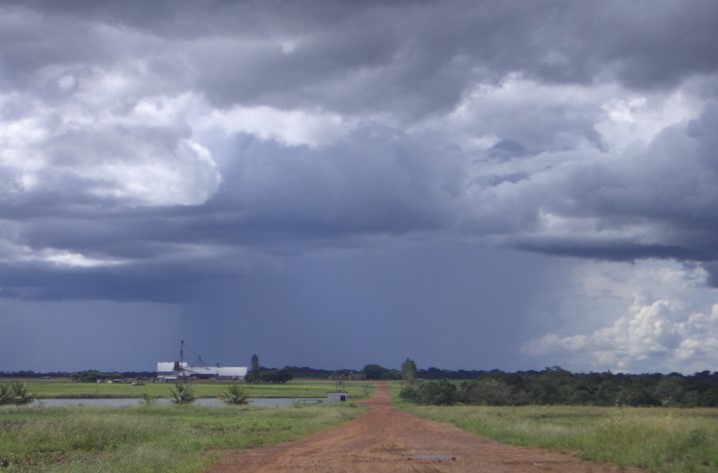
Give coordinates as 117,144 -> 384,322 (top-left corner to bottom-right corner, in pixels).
8,380 -> 717,472
0,379 -> 373,471
392,382 -> 718,473
10,379 -> 372,400
0,401 -> 365,472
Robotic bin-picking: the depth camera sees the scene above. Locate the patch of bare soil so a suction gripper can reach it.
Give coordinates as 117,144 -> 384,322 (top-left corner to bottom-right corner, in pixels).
207,382 -> 642,473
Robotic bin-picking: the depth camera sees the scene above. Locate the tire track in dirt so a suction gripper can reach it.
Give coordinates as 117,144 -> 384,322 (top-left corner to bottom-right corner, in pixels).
206,382 -> 642,473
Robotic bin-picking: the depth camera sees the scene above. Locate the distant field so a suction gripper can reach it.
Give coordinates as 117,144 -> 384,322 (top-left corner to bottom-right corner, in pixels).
0,401 -> 365,472
8,378 -> 373,399
392,384 -> 718,473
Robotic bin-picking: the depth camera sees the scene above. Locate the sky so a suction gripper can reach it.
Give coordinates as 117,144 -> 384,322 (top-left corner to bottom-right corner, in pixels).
1,0 -> 718,374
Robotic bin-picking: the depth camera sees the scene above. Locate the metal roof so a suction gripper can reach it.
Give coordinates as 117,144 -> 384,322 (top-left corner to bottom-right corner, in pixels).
156,362 -> 247,378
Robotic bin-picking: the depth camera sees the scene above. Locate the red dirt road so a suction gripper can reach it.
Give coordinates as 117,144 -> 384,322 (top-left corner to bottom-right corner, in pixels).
207,382 -> 639,473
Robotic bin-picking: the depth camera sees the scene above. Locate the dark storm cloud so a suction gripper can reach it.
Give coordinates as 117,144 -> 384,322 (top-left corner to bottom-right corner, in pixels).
511,101 -> 718,263
175,241 -> 559,371
213,129 -> 463,235
3,1 -> 718,374
182,0 -> 718,117
0,125 -> 465,301
1,0 -> 718,303
5,1 -> 718,114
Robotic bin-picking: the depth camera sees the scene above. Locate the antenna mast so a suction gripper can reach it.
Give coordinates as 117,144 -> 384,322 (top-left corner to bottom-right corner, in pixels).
180,340 -> 185,383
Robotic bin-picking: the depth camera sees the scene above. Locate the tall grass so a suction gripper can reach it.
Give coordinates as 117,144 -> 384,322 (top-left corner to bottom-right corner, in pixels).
399,401 -> 718,473
0,402 -> 363,472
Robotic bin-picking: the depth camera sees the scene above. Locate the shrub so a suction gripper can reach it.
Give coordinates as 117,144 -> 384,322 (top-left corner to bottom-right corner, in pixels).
418,380 -> 458,405
222,383 -> 249,406
0,383 -> 11,405
11,382 -> 33,405
459,379 -> 518,405
399,386 -> 419,402
0,383 -> 33,405
139,393 -> 156,406
169,383 -> 195,405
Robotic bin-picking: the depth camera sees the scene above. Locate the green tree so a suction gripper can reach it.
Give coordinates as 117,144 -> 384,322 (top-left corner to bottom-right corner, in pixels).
417,380 -> 458,405
259,368 -> 293,384
362,364 -> 387,380
247,354 -> 260,383
459,379 -> 515,405
654,376 -> 688,406
401,358 -> 418,386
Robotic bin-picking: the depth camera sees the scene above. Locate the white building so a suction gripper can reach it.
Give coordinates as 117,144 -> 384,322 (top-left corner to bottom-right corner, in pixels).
156,362 -> 248,381
326,391 -> 348,403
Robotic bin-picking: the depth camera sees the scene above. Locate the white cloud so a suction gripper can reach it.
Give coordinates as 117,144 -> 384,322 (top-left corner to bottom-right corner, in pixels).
198,105 -> 355,148
522,261 -> 718,373
0,239 -> 126,268
37,250 -> 127,268
0,70 -> 221,206
595,89 -> 700,153
419,75 -> 610,153
85,138 -> 219,206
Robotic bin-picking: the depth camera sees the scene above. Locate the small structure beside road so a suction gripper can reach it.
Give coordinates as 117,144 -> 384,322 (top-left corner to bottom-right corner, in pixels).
326,391 -> 348,403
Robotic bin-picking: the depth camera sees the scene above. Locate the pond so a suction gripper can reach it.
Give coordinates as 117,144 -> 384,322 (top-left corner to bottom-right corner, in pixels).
31,398 -> 325,408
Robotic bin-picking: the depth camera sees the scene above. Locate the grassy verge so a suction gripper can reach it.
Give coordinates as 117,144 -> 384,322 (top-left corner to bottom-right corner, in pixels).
0,402 -> 365,472
394,389 -> 718,473
13,379 -> 372,400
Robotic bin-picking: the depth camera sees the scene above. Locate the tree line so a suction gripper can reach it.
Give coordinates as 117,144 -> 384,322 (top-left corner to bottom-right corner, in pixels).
244,354 -> 294,383
0,370 -> 157,380
5,362 -> 718,408
400,366 -> 718,407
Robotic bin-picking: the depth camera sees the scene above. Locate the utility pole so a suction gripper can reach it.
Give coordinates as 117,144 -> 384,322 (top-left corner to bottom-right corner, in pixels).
180,340 -> 185,384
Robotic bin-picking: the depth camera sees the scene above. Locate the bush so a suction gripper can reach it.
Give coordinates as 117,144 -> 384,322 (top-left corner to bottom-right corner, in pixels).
399,386 -> 419,402
459,379 -> 520,405
169,383 -> 195,405
0,383 -> 11,405
418,380 -> 458,405
222,383 -> 249,406
11,382 -> 33,405
139,393 -> 156,406
0,383 -> 33,405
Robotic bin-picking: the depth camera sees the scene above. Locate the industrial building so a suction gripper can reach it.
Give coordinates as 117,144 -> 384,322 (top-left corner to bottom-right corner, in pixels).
156,361 -> 248,382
